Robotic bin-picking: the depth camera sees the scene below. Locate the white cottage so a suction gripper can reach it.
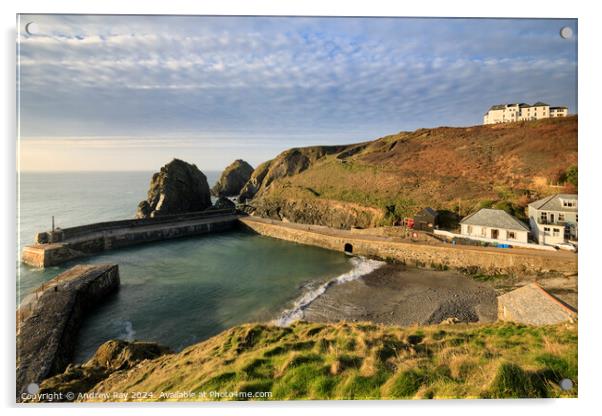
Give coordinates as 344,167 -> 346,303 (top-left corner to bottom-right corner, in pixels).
528,193 -> 578,245
460,208 -> 529,244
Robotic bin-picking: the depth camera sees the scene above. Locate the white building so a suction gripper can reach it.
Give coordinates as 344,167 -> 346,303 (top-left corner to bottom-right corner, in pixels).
483,102 -> 568,125
460,208 -> 529,244
528,194 -> 578,245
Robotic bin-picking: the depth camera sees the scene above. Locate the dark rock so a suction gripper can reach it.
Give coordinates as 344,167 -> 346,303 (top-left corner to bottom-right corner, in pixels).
33,340 -> 172,402
212,159 -> 254,197
246,197 -> 383,229
212,196 -> 236,210
239,161 -> 272,203
136,159 -> 211,219
86,339 -> 172,371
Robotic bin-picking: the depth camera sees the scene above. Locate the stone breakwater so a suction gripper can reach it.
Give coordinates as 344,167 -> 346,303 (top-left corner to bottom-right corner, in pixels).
16,264 -> 120,401
22,210 -> 239,268
240,217 -> 577,275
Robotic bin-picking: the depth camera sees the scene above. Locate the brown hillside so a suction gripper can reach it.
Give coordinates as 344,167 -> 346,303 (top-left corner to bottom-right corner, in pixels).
244,116 -> 577,228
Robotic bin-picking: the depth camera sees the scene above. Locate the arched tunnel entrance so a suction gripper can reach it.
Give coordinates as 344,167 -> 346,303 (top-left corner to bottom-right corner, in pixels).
344,243 -> 353,254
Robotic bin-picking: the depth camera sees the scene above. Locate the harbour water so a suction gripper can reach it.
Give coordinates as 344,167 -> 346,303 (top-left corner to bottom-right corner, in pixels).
17,171 -> 354,361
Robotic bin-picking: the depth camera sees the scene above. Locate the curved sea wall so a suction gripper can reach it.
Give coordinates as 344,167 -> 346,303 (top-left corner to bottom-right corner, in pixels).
240,217 -> 577,275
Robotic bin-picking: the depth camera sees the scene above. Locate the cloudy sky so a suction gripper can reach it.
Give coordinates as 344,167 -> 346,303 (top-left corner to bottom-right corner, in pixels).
17,15 -> 577,171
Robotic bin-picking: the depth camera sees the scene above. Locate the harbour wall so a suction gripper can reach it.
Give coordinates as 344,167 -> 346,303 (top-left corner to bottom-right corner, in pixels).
22,210 -> 240,267
34,209 -> 236,244
240,217 -> 577,275
16,264 -> 120,401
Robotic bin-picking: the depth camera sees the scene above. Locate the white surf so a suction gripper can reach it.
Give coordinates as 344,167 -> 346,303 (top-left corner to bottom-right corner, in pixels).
274,256 -> 385,326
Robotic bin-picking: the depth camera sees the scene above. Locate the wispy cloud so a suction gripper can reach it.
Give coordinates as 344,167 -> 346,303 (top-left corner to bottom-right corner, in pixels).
17,15 -> 577,170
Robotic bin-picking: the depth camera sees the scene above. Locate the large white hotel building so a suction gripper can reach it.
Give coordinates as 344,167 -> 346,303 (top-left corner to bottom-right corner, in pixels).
483,102 -> 568,125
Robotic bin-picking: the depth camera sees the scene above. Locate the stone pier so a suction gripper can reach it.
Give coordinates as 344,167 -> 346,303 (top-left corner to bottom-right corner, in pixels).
16,264 -> 120,401
22,209 -> 240,268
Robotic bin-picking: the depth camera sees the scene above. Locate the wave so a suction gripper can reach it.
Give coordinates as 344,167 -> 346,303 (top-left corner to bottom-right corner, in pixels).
274,256 -> 385,326
121,320 -> 136,341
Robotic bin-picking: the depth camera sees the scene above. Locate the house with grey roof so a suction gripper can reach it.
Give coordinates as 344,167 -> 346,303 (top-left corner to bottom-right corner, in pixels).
528,194 -> 578,245
460,208 -> 529,243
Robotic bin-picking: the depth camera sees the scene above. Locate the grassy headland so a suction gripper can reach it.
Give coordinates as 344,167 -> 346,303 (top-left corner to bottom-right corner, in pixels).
244,116 -> 577,228
83,321 -> 577,401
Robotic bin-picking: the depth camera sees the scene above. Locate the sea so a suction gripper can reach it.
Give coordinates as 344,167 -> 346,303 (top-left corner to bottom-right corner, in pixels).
17,171 -> 370,362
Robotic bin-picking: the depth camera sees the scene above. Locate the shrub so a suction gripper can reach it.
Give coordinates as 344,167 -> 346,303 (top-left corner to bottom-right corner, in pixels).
565,165 -> 578,187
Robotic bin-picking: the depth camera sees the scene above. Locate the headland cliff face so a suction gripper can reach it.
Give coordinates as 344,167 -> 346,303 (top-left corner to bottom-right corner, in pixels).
238,145 -> 353,202
238,117 -> 578,229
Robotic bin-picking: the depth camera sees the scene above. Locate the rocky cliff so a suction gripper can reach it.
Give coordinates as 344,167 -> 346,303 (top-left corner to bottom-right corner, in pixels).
241,117 -> 578,229
248,197 -> 384,229
136,159 -> 212,219
212,159 -> 254,197
238,145 -> 352,202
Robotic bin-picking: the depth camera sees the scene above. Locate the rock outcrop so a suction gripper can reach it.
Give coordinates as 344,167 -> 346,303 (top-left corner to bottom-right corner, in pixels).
32,340 -> 172,402
238,145 -> 351,202
246,197 -> 384,229
136,159 -> 211,219
212,159 -> 254,197
211,196 -> 236,210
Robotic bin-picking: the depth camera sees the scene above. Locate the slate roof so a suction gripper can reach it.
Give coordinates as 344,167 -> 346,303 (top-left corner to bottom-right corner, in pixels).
417,207 -> 438,217
528,194 -> 577,212
488,102 -> 557,110
460,208 -> 529,231
550,106 -> 568,110
498,283 -> 577,325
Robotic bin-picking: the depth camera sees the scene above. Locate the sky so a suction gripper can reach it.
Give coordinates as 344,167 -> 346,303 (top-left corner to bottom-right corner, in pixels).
17,15 -> 577,172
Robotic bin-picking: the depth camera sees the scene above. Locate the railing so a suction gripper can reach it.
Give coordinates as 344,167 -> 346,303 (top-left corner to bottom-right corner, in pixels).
536,220 -> 575,228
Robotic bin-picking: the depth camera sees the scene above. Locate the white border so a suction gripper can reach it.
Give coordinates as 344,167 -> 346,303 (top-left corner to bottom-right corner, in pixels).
2,1 -> 601,415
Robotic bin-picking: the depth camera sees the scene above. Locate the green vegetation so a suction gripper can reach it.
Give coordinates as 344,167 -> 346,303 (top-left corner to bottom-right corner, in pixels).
565,165 -> 578,187
469,273 -> 511,283
549,165 -> 578,188
86,321 -> 577,401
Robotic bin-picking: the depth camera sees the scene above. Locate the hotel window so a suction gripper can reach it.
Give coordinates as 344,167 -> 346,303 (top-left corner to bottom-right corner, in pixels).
553,228 -> 560,237
466,225 -> 472,234
559,214 -> 565,222
507,231 -> 516,240
541,212 -> 547,222
544,227 -> 550,233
